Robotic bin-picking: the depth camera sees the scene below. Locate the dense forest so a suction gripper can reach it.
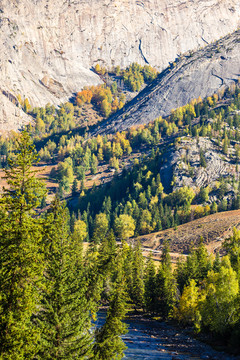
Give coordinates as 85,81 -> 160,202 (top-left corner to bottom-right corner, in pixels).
0,132 -> 130,359
0,132 -> 240,359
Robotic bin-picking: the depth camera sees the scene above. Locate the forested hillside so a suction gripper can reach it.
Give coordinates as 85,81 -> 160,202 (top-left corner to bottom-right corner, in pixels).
0,72 -> 240,356
0,131 -> 240,359
1,0 -> 240,357
1,73 -> 240,240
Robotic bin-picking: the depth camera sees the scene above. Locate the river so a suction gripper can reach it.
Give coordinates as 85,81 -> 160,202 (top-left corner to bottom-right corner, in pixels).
96,312 -> 237,360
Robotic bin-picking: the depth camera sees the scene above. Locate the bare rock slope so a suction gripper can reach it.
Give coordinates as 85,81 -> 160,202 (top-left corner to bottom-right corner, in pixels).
160,137 -> 237,192
95,29 -> 240,135
0,0 -> 240,131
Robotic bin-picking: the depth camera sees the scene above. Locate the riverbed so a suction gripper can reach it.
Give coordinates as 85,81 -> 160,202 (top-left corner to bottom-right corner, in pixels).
96,312 -> 238,360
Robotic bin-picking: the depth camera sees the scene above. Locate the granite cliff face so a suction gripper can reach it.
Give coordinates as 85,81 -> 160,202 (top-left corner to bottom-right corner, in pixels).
0,0 -> 240,130
93,30 -> 240,135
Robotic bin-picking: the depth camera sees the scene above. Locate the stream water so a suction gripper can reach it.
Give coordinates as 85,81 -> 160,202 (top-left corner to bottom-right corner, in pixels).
96,312 -> 204,360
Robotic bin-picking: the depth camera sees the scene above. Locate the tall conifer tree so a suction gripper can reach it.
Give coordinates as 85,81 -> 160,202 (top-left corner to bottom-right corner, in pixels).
93,252 -> 129,360
144,253 -> 157,313
131,241 -> 145,309
36,197 -> 93,359
155,242 -> 177,317
0,131 -> 45,359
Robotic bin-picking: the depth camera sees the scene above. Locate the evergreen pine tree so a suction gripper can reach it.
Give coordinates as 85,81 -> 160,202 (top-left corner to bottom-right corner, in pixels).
195,240 -> 212,280
144,253 -> 157,313
213,252 -> 221,272
85,230 -> 118,313
70,211 -> 76,233
122,243 -> 134,304
155,242 -> 177,317
41,194 -> 47,209
176,255 -> 189,294
71,178 -> 78,197
131,241 -> 145,309
161,241 -> 171,268
184,250 -> 199,283
97,230 -> 117,301
93,254 -> 129,360
0,131 -> 46,359
36,197 -> 93,359
98,230 -> 116,275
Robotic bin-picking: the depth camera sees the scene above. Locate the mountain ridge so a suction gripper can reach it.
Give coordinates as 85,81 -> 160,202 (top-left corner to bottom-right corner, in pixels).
92,29 -> 240,135
0,0 -> 240,131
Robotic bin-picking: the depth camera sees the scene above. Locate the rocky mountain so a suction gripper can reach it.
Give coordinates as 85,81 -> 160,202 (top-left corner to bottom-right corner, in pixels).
0,91 -> 30,132
0,0 -> 240,131
94,29 -> 240,135
160,137 -> 237,194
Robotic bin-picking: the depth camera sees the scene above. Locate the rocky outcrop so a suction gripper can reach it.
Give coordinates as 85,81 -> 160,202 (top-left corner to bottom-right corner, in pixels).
0,0 -> 240,131
0,91 -> 31,132
160,137 -> 237,192
94,30 -> 240,134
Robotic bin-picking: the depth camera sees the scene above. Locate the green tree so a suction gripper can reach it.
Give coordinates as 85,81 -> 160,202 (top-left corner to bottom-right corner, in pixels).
173,279 -> 201,330
71,178 -> 78,197
199,149 -> 207,168
172,186 -> 195,207
91,154 -> 98,175
0,131 -> 46,359
223,227 -> 240,279
23,98 -> 31,113
114,214 -> 135,240
97,230 -> 117,291
139,209 -> 152,234
122,243 -> 134,304
188,240 -> 213,282
211,201 -> 218,213
200,258 -> 239,334
76,165 -> 85,181
92,213 -> 109,243
223,135 -> 229,155
73,219 -> 88,242
131,241 -> 145,309
36,198 -> 92,359
199,187 -> 209,203
144,253 -> 157,313
57,157 -> 74,184
109,156 -> 119,170
102,196 -> 112,220
93,254 -> 129,360
155,242 -> 177,317
176,243 -> 211,292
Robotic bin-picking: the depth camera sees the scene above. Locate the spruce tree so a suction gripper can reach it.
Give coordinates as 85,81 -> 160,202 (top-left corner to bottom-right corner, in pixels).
71,178 -> 78,197
131,241 -> 145,309
93,253 -> 129,360
144,253 -> 157,313
97,230 -> 116,275
195,240 -> 212,280
36,197 -> 93,359
0,131 -> 46,359
155,242 -> 177,317
97,230 -> 117,301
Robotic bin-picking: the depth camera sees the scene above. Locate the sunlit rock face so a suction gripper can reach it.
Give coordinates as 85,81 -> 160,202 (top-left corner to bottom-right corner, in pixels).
92,29 -> 240,135
0,0 -> 239,130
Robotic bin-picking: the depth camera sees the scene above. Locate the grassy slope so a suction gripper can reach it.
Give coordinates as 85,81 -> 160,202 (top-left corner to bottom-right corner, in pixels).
137,209 -> 240,261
